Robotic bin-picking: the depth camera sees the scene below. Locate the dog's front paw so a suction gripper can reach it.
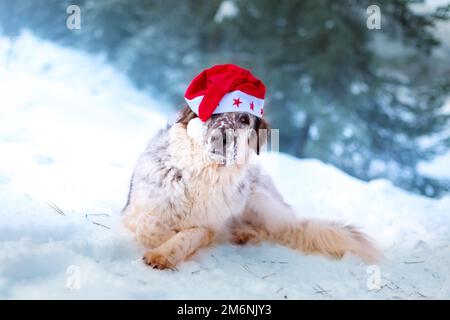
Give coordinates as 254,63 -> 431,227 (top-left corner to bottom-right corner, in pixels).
230,226 -> 261,245
143,250 -> 177,270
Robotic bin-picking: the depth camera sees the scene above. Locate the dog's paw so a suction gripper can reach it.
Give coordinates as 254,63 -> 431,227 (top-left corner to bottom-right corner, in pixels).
230,226 -> 261,245
143,250 -> 177,270
228,216 -> 263,246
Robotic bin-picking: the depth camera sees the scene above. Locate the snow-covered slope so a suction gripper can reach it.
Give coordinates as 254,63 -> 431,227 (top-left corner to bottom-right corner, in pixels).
1,32 -> 449,299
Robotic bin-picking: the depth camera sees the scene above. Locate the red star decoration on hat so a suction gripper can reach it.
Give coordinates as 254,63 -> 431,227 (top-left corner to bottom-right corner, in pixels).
249,101 -> 255,111
233,98 -> 242,108
260,108 -> 264,116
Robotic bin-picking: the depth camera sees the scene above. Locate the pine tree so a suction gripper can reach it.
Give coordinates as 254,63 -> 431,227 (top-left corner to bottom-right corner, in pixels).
1,0 -> 449,196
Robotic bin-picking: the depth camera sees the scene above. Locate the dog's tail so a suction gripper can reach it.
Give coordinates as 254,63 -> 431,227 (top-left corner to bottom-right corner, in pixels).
232,217 -> 381,263
276,219 -> 382,263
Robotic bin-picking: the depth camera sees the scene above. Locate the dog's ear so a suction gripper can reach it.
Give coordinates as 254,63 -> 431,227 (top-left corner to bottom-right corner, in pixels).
176,106 -> 197,125
255,117 -> 270,155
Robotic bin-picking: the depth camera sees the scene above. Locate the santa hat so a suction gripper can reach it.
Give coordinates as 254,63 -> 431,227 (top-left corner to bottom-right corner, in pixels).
185,64 -> 266,122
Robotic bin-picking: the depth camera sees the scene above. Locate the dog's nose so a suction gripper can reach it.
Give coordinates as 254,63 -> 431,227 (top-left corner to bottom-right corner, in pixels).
222,131 -> 227,146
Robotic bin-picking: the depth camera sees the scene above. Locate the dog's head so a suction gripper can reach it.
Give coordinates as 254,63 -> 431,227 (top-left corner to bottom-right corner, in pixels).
177,107 -> 269,166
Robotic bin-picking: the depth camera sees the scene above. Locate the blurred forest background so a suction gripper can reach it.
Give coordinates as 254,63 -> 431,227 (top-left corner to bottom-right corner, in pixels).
0,0 -> 449,197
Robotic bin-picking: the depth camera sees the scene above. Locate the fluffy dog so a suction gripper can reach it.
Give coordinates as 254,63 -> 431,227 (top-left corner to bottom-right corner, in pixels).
122,106 -> 381,269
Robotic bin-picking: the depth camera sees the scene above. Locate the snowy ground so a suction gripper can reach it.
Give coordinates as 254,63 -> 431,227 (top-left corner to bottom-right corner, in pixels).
0,32 -> 449,299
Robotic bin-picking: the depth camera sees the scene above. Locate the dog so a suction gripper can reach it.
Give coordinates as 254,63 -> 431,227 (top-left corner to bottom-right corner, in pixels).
122,106 -> 381,269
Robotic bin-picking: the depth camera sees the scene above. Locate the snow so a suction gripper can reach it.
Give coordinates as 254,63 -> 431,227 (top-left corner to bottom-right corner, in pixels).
419,150 -> 450,179
417,98 -> 450,179
413,1 -> 450,53
1,32 -> 450,299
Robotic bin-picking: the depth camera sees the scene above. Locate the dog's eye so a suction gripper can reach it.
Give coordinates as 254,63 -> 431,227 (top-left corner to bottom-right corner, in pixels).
239,114 -> 250,125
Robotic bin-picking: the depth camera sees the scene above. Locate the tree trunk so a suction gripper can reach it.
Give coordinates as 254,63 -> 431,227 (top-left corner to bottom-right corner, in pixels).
294,115 -> 312,158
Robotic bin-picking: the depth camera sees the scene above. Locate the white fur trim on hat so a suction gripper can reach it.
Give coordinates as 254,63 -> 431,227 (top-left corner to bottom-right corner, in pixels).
185,90 -> 264,118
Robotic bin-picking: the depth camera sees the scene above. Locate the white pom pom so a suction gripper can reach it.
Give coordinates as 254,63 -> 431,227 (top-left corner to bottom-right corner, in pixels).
186,117 -> 206,139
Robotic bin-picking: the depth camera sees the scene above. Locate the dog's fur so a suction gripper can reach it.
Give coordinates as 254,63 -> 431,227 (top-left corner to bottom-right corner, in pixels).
122,107 -> 381,269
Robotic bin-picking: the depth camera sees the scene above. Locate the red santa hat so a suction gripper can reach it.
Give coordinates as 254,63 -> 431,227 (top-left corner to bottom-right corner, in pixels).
184,64 -> 266,122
